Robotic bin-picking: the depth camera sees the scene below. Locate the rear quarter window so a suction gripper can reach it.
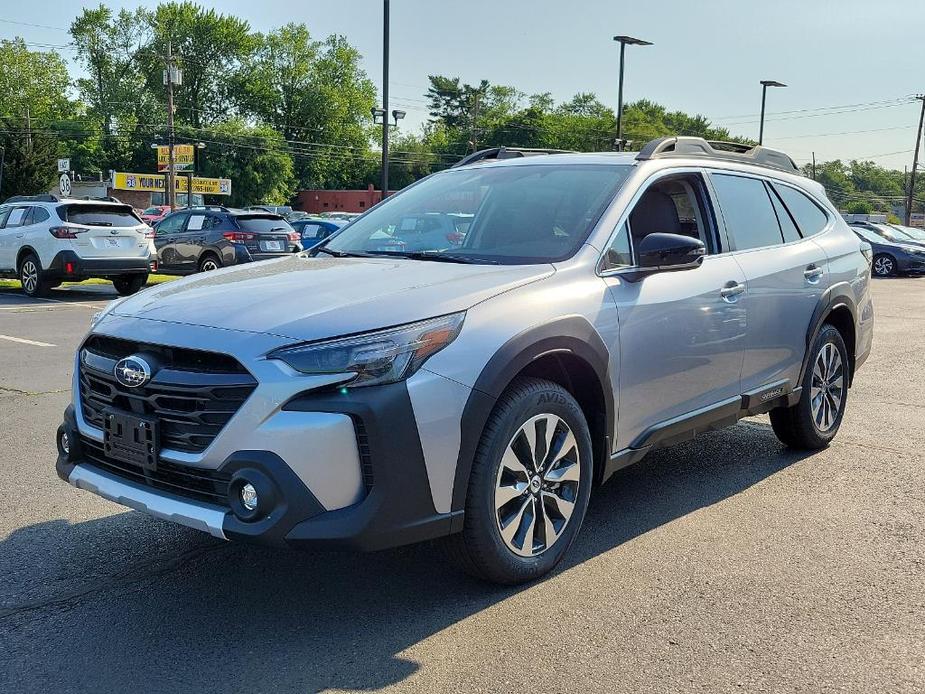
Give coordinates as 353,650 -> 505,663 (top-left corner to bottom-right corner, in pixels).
772,183 -> 829,237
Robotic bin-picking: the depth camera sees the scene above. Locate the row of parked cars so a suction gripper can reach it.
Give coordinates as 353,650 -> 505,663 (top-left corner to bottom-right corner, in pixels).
846,221 -> 925,276
0,195 -> 352,297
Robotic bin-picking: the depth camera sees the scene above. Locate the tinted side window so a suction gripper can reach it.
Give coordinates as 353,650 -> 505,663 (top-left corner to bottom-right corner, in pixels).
767,184 -> 801,243
0,206 -> 9,228
31,207 -> 50,224
711,174 -> 784,251
156,213 -> 186,234
772,183 -> 829,237
186,214 -> 222,231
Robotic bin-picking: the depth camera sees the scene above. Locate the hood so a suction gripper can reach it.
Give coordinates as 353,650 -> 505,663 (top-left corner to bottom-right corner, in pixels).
112,254 -> 553,341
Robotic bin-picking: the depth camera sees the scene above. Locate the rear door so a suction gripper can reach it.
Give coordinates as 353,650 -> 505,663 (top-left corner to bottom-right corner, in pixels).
153,212 -> 188,272
709,172 -> 829,395
63,204 -> 148,259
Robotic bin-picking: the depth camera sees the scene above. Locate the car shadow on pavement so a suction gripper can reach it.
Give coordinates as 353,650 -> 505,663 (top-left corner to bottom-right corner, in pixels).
1,420 -> 814,693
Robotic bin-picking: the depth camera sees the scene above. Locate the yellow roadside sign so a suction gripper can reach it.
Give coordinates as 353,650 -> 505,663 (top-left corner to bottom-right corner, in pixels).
112,172 -> 232,196
156,145 -> 195,172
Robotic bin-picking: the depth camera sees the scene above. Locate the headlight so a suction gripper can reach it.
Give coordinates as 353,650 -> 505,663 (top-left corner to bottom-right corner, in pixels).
268,312 -> 465,387
900,245 -> 925,255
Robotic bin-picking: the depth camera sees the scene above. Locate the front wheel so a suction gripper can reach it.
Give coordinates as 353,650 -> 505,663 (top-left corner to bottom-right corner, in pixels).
444,377 -> 593,584
770,324 -> 849,449
113,274 -> 147,296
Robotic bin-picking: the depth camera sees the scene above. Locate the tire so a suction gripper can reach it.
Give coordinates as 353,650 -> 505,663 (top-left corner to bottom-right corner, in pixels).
198,254 -> 221,273
770,324 -> 849,450
872,254 -> 896,277
113,274 -> 147,296
444,377 -> 593,584
18,254 -> 51,297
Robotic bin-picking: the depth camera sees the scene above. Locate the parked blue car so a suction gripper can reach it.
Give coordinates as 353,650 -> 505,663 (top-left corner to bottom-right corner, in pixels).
290,217 -> 346,249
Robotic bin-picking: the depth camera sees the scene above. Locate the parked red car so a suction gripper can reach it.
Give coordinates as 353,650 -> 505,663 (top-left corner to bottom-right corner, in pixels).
140,205 -> 172,225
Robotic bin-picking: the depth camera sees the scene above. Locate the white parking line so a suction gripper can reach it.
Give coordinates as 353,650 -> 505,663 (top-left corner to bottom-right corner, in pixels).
0,334 -> 57,347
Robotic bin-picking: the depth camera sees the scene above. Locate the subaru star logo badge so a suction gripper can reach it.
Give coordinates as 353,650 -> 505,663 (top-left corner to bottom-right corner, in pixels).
114,355 -> 151,388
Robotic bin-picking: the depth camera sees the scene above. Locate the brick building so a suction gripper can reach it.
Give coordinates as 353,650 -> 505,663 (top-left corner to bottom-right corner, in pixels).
294,184 -> 393,214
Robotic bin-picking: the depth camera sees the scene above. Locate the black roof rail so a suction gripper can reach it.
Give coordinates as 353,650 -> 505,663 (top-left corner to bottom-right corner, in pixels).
2,194 -> 60,204
453,146 -> 575,168
188,205 -> 230,212
635,136 -> 800,174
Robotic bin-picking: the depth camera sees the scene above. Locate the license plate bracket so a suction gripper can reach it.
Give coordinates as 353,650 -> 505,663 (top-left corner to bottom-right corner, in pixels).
103,408 -> 158,470
260,240 -> 283,252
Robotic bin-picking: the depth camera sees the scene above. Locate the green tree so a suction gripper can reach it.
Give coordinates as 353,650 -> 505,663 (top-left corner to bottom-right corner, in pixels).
0,117 -> 59,199
69,5 -> 157,173
140,2 -> 257,129
0,39 -> 70,123
195,120 -> 294,205
845,200 -> 874,214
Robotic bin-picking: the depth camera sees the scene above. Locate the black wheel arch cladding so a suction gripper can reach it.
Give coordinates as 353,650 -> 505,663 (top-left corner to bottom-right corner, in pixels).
450,315 -> 614,516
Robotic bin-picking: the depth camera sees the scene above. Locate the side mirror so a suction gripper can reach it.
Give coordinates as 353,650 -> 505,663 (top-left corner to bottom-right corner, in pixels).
639,232 -> 705,268
620,233 -> 705,282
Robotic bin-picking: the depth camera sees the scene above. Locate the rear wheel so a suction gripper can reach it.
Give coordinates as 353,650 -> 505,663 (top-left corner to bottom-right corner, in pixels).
19,254 -> 51,297
770,324 -> 849,449
113,274 -> 147,296
199,254 -> 221,272
872,254 -> 896,277
444,377 -> 593,584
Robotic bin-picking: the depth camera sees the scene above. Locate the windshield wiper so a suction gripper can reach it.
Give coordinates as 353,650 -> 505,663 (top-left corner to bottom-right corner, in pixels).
366,250 -> 490,264
313,247 -> 372,258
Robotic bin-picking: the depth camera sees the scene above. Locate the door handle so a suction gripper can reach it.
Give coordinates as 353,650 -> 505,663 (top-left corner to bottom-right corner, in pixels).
804,265 -> 824,283
720,282 -> 746,302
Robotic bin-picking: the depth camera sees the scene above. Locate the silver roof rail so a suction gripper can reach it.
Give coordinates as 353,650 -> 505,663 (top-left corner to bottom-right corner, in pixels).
636,136 -> 800,174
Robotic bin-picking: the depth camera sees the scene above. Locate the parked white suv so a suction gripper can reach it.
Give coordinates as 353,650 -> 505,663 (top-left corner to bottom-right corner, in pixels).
0,195 -> 156,297
57,138 -> 874,584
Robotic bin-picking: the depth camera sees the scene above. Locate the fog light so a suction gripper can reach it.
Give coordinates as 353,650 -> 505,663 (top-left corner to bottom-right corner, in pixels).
240,482 -> 258,511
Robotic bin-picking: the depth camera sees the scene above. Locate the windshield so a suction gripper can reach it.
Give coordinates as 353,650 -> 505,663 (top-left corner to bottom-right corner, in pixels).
322,163 -> 633,264
891,224 -> 925,240
142,207 -> 161,215
853,226 -> 886,244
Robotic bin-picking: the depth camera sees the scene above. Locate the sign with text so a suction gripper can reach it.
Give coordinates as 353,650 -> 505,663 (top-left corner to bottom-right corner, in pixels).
112,172 -> 231,196
156,145 -> 195,172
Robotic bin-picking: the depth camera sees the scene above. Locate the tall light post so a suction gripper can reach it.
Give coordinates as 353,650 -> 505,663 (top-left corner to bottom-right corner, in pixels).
372,106 -> 406,193
380,0 -> 390,199
758,80 -> 786,145
613,35 -> 652,151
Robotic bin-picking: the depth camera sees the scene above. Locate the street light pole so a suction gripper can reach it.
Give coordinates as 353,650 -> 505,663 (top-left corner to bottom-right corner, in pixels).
758,79 -> 786,145
613,35 -> 652,151
906,94 -> 925,226
381,0 -> 390,200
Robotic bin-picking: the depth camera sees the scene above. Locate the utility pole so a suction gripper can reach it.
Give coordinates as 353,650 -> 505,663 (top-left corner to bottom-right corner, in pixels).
165,41 -> 177,210
469,91 -> 481,153
0,146 -> 5,197
380,0 -> 390,200
812,151 -> 816,181
906,94 -> 925,226
25,106 -> 32,149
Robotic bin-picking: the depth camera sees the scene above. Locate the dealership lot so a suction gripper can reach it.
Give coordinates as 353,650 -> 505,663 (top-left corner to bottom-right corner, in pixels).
0,279 -> 923,693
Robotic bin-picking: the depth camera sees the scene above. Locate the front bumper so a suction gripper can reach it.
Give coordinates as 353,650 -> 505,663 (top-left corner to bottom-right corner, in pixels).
58,375 -> 462,551
47,250 -> 155,280
897,255 -> 925,274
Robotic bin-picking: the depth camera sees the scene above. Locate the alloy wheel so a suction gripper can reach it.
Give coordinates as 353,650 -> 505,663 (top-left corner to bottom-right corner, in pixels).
810,342 -> 844,432
201,259 -> 219,272
20,260 -> 38,294
494,413 -> 581,557
873,256 -> 894,276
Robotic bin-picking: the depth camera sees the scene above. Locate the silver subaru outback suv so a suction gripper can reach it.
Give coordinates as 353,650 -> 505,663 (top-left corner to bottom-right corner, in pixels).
57,137 -> 874,584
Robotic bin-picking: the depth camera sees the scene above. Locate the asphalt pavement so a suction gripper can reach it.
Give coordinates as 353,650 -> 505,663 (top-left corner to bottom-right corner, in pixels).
0,279 -> 923,693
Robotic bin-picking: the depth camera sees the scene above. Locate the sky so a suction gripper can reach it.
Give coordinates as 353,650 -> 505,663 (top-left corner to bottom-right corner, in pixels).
4,0 -> 925,170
